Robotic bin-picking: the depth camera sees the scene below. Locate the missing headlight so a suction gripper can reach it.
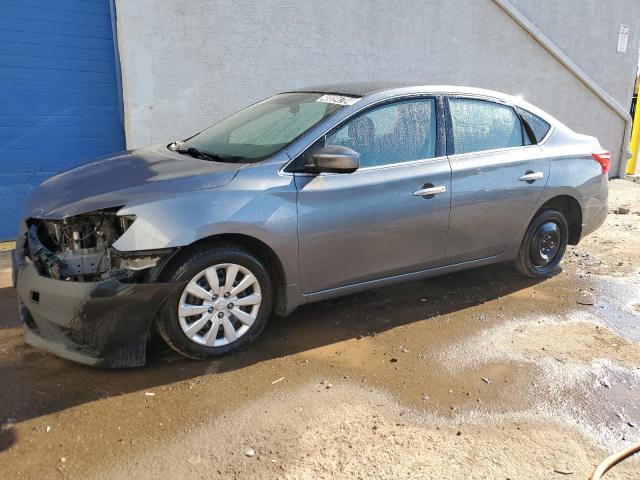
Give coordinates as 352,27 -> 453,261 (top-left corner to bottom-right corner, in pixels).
25,208 -> 153,282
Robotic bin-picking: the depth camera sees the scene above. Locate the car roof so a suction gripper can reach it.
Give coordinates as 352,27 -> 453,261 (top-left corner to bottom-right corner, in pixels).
287,82 -> 415,97
287,82 -> 512,100
286,82 -> 560,127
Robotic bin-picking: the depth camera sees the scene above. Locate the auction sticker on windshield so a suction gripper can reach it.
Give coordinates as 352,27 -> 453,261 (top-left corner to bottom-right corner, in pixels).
316,94 -> 360,106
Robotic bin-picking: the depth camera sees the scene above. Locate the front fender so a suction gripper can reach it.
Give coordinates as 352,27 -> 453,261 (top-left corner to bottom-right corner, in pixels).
112,171 -> 299,292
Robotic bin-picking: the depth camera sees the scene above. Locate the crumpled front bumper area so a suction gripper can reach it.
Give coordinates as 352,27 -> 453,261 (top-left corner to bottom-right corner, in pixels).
14,259 -> 183,368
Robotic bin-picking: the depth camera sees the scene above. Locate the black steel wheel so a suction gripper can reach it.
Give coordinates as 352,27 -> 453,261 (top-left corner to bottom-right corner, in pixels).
516,209 -> 568,278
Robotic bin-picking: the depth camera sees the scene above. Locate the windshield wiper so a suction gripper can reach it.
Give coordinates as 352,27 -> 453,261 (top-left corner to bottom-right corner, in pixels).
174,147 -> 226,162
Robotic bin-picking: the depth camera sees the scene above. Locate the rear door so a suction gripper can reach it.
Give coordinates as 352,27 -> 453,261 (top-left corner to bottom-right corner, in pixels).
445,97 -> 550,264
295,97 -> 452,293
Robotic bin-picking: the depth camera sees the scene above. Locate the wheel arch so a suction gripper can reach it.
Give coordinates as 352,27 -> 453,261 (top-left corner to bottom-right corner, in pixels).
536,195 -> 583,245
156,233 -> 289,316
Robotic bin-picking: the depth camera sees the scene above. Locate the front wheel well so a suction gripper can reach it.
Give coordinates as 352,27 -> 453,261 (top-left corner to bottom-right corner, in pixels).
156,234 -> 288,316
537,195 -> 582,245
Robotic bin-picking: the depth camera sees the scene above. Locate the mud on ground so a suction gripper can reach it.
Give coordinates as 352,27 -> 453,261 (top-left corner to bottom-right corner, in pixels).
0,179 -> 639,479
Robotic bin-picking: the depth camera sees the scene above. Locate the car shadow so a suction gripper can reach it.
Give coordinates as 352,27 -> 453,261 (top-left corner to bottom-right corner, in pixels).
0,261 -> 544,451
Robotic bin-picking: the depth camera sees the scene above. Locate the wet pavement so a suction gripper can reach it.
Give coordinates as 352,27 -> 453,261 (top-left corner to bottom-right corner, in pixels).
0,179 -> 639,479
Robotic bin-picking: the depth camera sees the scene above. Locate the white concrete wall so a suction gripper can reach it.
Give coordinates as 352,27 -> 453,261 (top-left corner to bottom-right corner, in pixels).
115,0 -> 640,174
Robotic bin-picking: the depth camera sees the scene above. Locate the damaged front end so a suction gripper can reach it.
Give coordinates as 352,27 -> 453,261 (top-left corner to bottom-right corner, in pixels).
14,209 -> 184,368
25,208 -> 160,282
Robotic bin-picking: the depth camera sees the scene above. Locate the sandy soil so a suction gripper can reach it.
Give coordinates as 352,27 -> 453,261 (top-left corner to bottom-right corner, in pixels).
102,384 -> 638,480
506,320 -> 640,367
568,178 -> 640,276
0,179 -> 639,479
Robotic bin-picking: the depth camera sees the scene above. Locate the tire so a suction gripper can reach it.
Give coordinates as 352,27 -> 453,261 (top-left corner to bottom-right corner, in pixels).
156,244 -> 273,359
515,209 -> 569,278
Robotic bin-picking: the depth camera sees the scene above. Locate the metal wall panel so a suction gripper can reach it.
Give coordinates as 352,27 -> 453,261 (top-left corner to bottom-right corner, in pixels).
0,0 -> 125,239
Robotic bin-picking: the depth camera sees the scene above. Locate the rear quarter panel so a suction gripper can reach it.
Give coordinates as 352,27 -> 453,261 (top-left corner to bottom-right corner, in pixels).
539,129 -> 605,201
535,129 -> 608,239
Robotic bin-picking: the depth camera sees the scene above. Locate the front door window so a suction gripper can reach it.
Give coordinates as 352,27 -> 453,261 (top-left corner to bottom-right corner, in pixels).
325,98 -> 437,168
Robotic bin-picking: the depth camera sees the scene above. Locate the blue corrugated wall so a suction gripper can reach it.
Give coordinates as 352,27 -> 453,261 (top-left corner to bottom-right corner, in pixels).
0,0 -> 125,239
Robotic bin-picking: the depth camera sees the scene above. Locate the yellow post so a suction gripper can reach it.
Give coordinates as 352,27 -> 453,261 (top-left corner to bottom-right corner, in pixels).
627,95 -> 640,175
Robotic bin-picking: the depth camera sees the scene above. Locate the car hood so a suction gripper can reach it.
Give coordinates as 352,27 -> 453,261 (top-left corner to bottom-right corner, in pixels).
24,146 -> 244,219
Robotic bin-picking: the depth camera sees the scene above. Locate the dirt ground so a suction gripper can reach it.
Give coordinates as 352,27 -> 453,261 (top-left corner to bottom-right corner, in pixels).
0,179 -> 639,479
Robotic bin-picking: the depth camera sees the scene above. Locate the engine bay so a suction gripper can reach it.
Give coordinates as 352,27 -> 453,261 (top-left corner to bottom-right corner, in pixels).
24,209 -> 162,282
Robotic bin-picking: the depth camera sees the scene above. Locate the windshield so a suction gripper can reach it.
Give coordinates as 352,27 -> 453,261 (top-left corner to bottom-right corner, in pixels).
177,92 -> 355,163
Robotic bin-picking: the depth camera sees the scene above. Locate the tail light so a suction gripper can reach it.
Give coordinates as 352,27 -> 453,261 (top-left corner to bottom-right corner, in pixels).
592,150 -> 611,174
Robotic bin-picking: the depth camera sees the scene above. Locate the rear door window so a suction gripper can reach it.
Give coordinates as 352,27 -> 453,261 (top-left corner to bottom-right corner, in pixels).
448,98 -> 523,155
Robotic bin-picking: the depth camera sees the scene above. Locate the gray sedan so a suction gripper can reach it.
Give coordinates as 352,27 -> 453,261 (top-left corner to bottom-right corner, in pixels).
12,83 -> 609,367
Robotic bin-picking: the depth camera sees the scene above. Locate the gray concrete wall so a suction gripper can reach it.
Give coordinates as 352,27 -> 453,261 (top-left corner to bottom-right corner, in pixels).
114,0 -> 640,175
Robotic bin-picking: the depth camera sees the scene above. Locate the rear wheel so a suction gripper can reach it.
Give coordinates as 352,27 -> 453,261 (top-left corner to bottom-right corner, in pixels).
156,244 -> 273,359
516,209 -> 568,278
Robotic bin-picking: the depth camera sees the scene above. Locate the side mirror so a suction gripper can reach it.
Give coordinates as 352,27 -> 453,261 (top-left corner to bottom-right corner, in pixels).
310,145 -> 359,173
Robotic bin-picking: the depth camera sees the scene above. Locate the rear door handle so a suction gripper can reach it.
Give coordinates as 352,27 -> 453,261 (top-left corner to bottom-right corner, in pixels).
412,185 -> 447,197
519,171 -> 544,182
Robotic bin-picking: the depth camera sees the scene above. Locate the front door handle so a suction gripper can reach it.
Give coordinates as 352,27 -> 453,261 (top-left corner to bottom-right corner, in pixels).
412,185 -> 447,197
519,171 -> 544,182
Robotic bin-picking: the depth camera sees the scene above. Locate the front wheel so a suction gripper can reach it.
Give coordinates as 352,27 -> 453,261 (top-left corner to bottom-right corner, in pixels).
515,209 -> 569,278
156,244 -> 273,359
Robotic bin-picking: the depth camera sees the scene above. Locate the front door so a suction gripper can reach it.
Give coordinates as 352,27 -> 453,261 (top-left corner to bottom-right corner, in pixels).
445,97 -> 550,264
295,97 -> 452,293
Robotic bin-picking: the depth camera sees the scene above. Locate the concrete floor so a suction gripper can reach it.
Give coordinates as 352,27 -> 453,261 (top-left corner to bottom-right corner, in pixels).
0,180 -> 639,479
